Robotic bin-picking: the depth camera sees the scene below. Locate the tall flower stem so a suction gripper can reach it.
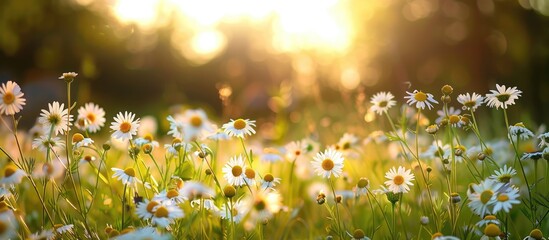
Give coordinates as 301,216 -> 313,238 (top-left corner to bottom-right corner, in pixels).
329,178 -> 344,239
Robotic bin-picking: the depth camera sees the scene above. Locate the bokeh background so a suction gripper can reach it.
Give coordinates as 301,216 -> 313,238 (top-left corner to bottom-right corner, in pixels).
1,0 -> 548,133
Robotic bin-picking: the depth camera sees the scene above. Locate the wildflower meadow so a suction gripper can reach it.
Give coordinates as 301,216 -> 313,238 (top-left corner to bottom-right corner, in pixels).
0,73 -> 548,240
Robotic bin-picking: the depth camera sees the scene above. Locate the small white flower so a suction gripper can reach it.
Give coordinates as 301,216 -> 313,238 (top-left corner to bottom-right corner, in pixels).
110,111 -> 140,141
32,136 -> 65,153
76,102 -> 105,133
435,106 -> 461,124
0,165 -> 26,187
489,165 -> 517,184
182,109 -> 215,142
179,181 -> 215,200
111,167 -> 140,186
220,200 -> 248,223
150,201 -> 184,228
384,166 -> 415,193
166,115 -> 185,139
222,155 -> 248,186
538,132 -> 549,149
58,72 -> 78,80
153,189 -> 187,203
39,101 -> 73,136
285,141 -> 305,161
337,133 -> 359,151
222,118 -> 256,138
311,148 -> 345,178
492,186 -> 520,214
457,92 -> 484,111
136,199 -> 161,220
0,80 -> 26,115
509,123 -> 534,141
404,90 -> 438,110
467,179 -> 502,216
261,173 -> 281,189
485,84 -> 522,109
475,215 -> 500,227
54,224 -> 74,234
370,92 -> 396,115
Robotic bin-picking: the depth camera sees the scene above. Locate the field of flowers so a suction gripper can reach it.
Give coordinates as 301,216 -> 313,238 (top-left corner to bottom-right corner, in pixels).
0,73 -> 547,240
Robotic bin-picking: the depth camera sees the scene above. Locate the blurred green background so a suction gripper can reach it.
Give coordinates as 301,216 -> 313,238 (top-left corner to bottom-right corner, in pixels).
1,0 -> 548,128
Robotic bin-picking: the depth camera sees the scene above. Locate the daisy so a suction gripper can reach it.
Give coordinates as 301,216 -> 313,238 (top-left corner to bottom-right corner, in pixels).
521,151 -> 544,161
285,140 -> 305,161
311,148 -> 344,178
153,189 -> 187,203
28,229 -> 55,240
467,179 -> 502,216
404,90 -> 438,110
182,109 -> 215,141
111,167 -> 140,186
336,133 -> 359,151
509,123 -> 534,141
457,92 -> 484,111
481,224 -> 502,240
222,118 -> 256,138
489,165 -> 517,184
243,167 -> 257,186
207,130 -> 231,141
150,201 -> 184,228
485,84 -> 522,109
261,173 -> 281,189
0,165 -> 26,187
492,186 -> 520,214
58,72 -> 78,80
72,133 -> 94,148
0,209 -> 17,239
435,106 -> 461,124
538,132 -> 549,149
476,215 -> 500,227
220,200 -> 248,223
76,102 -> 105,133
354,177 -> 370,196
54,224 -> 74,234
32,135 -> 65,153
246,189 -> 282,222
164,139 -> 192,156
79,155 -> 96,165
260,147 -> 283,163
350,228 -> 371,240
179,181 -> 215,200
523,229 -> 546,240
222,155 -> 247,186
384,166 -> 415,193
166,115 -> 185,139
110,111 -> 140,141
136,199 -> 160,220
39,101 -> 73,136
370,92 -> 396,115
0,81 -> 26,115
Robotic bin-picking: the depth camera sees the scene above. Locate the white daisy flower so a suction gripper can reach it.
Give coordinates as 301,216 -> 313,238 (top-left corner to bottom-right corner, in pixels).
467,179 -> 502,216
260,147 -> 283,163
261,173 -> 281,189
222,155 -> 248,186
435,106 -> 461,124
523,229 -> 546,240
76,102 -> 105,133
0,209 -> 18,239
370,91 -> 396,115
246,189 -> 282,222
509,123 -> 534,141
150,201 -> 184,228
311,148 -> 344,178
489,165 -> 517,184
457,92 -> 484,111
54,224 -> 74,234
404,90 -> 438,110
166,115 -> 185,140
134,134 -> 159,149
113,227 -> 171,240
220,200 -> 248,223
136,199 -> 161,220
153,189 -> 187,203
0,81 -> 26,115
538,132 -> 549,149
164,139 -> 192,156
492,186 -> 520,214
485,84 -> 522,109
354,177 -> 370,196
475,215 -> 500,227
222,118 -> 256,138
179,181 -> 215,200
285,141 -> 305,161
32,135 -> 65,153
33,160 -> 66,180
384,166 -> 415,193
207,130 -> 231,141
243,167 -> 257,186
182,109 -> 215,142
480,224 -> 502,240
39,101 -> 73,136
111,167 -> 140,186
336,133 -> 359,151
28,229 -> 54,240
0,165 -> 26,187
110,111 -> 140,141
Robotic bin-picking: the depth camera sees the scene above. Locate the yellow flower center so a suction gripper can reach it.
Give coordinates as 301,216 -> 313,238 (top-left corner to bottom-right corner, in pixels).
124,168 -> 136,177
321,159 -> 334,171
378,101 -> 388,108
264,173 -> 274,182
144,134 -> 153,142
119,122 -> 132,133
0,221 -> 10,234
146,201 -> 159,213
231,207 -> 239,216
53,224 -> 64,229
167,189 -> 179,199
431,232 -> 443,239
294,150 -> 301,156
414,91 -> 428,102
190,115 -> 203,127
4,165 -> 17,178
233,119 -> 247,130
245,168 -> 256,179
2,92 -> 14,104
497,194 -> 509,202
357,178 -> 369,188
484,215 -> 497,221
496,94 -> 510,102
254,199 -> 266,211
154,206 -> 169,218
84,155 -> 93,162
480,190 -> 494,204
393,175 -> 404,185
464,101 -> 476,108
353,229 -> 365,239
484,224 -> 501,237
232,166 -> 243,177
48,114 -> 61,125
78,118 -> 86,127
342,142 -> 351,150
72,133 -> 84,143
448,115 -> 460,125
86,113 -> 96,123
530,229 -> 543,239
484,147 -> 493,156
498,176 -> 511,184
